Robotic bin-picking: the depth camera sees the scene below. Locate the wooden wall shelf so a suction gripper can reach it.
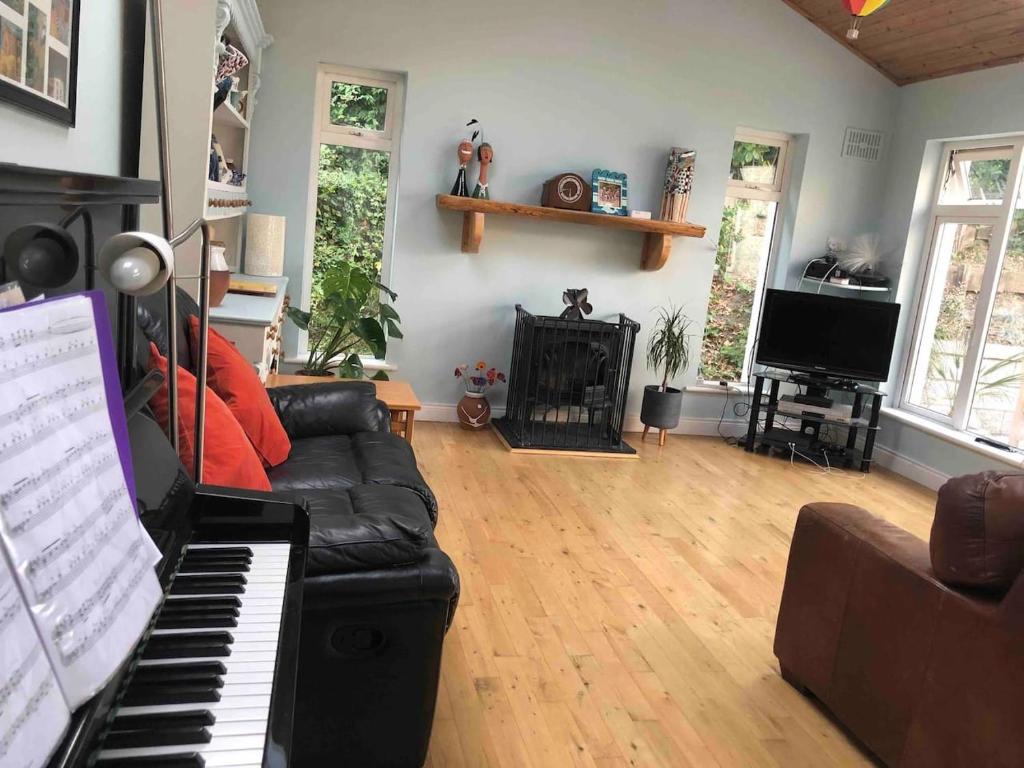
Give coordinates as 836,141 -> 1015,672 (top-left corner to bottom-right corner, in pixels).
436,194 -> 706,271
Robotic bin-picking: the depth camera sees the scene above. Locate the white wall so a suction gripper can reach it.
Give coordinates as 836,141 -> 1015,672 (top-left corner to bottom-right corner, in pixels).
0,2 -> 125,176
248,0 -> 899,418
874,64 -> 1024,484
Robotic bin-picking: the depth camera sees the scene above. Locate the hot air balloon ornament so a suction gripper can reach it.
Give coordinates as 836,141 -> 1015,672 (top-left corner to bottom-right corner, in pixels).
843,0 -> 890,40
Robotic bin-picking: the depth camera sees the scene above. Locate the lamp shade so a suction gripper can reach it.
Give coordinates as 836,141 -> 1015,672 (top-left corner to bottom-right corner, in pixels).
244,214 -> 286,276
97,231 -> 175,296
2,223 -> 79,292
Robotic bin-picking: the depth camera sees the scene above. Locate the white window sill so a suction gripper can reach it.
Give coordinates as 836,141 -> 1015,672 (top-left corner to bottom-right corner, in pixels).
685,382 -> 753,396
283,354 -> 397,373
881,407 -> 1024,468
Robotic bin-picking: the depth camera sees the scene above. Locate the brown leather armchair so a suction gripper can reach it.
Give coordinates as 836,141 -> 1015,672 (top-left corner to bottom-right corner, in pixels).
774,471 -> 1024,768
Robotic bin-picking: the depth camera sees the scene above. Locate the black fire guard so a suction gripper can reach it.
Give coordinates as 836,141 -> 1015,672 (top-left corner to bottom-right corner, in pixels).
494,305 -> 639,453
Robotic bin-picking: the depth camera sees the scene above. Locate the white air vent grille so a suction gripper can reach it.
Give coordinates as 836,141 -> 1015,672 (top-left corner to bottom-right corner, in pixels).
842,127 -> 885,163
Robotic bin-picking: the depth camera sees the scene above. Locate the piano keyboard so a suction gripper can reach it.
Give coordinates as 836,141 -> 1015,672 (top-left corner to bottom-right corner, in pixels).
94,543 -> 290,768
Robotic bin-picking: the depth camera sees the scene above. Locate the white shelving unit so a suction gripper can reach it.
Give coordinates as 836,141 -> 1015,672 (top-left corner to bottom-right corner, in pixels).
139,0 -> 270,279
205,0 -> 271,230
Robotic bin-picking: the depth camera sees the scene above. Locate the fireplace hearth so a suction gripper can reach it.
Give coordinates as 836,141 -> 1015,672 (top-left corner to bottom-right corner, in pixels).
494,304 -> 639,454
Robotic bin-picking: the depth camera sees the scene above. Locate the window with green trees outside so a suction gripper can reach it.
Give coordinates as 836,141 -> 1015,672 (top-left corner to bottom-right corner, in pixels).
905,140 -> 1024,449
307,67 -> 404,353
700,130 -> 791,383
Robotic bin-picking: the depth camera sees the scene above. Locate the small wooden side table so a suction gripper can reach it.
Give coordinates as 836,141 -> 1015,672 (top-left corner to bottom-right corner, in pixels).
265,374 -> 422,443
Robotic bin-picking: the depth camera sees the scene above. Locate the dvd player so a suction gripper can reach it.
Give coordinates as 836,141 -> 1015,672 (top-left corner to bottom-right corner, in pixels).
777,395 -> 855,423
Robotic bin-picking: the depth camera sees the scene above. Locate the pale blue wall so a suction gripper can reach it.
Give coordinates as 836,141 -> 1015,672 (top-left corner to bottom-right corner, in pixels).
247,0 -> 899,418
0,2 -> 126,175
875,64 -> 1024,482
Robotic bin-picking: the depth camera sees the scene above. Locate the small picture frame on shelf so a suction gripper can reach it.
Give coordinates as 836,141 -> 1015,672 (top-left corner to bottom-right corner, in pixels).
591,169 -> 628,216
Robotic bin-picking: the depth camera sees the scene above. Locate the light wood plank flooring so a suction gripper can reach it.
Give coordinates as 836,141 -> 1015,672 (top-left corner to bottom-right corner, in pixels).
417,422 -> 937,768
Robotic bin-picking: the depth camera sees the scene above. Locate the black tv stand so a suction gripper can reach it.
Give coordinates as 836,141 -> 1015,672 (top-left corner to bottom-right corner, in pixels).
744,369 -> 885,473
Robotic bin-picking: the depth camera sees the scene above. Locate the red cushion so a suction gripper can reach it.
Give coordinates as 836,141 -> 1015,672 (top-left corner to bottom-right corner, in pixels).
147,342 -> 272,491
188,316 -> 291,467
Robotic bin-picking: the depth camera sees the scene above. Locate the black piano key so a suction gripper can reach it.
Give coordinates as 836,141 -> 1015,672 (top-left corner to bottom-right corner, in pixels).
170,574 -> 247,595
94,755 -> 205,768
111,710 -> 216,733
123,683 -> 221,706
159,597 -> 241,613
133,662 -> 227,682
142,632 -> 233,660
156,611 -> 238,629
185,546 -> 252,558
102,727 -> 213,750
178,559 -> 250,573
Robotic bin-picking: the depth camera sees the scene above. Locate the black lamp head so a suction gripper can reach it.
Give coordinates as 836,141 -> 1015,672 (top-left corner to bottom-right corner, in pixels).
2,223 -> 80,294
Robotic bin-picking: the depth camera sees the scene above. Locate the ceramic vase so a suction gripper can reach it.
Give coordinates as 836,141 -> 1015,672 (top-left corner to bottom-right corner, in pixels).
457,391 -> 491,430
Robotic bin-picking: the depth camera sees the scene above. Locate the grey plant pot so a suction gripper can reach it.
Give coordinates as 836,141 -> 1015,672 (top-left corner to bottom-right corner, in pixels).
641,385 -> 683,429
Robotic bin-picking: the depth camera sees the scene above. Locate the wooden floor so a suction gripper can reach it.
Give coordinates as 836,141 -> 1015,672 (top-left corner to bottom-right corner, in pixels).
416,422 -> 937,768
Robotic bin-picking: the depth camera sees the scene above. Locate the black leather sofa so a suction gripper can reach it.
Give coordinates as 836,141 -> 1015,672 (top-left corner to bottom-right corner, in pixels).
135,290 -> 460,767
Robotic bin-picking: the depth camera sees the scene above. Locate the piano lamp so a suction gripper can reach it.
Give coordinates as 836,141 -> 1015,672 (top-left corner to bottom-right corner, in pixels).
0,0 -> 217,483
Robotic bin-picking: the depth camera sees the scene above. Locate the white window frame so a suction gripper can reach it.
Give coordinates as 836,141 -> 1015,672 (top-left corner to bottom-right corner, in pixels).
298,64 -> 405,358
701,128 -> 793,384
899,136 -> 1024,434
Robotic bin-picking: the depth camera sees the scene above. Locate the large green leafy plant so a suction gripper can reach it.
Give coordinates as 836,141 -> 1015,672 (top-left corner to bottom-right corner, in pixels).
286,262 -> 402,379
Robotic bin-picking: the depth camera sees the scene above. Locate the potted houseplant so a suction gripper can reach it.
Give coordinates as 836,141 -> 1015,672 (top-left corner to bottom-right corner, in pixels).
286,261 -> 402,379
454,361 -> 505,430
641,305 -> 692,445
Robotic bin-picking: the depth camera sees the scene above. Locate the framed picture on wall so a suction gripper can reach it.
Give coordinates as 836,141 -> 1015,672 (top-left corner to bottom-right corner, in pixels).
0,0 -> 80,125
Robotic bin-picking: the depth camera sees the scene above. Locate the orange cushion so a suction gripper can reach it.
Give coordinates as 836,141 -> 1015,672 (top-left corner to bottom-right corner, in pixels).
147,342 -> 272,491
188,316 -> 291,467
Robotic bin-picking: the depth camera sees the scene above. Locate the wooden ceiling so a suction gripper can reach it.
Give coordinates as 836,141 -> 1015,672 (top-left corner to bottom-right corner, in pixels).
779,0 -> 1024,85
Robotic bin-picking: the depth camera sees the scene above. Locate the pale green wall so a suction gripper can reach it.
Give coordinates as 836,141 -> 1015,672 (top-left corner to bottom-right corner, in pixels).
248,0 -> 900,421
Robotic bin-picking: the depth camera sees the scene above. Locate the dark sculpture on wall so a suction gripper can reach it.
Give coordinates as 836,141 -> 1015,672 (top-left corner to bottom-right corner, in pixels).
560,288 -> 592,320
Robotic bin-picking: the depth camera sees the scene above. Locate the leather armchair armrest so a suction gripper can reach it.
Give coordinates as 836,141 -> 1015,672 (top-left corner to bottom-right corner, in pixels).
1000,572 -> 1024,629
267,380 -> 391,438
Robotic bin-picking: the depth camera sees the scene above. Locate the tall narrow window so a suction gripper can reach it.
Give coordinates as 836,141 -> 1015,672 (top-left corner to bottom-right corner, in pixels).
903,139 -> 1024,448
303,65 -> 404,353
700,129 -> 791,382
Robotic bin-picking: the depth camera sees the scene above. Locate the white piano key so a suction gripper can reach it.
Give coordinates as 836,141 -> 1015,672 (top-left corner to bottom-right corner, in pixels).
99,733 -> 267,758
137,658 -> 277,674
116,699 -> 271,718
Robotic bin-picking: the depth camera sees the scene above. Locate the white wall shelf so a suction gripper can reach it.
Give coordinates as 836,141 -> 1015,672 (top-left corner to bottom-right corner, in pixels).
799,276 -> 891,293
213,101 -> 249,130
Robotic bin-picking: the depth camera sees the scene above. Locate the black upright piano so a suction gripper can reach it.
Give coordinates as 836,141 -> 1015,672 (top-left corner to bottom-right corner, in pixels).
0,165 -> 308,768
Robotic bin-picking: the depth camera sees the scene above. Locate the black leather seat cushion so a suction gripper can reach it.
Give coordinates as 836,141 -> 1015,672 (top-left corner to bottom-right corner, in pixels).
280,485 -> 438,576
268,432 -> 438,522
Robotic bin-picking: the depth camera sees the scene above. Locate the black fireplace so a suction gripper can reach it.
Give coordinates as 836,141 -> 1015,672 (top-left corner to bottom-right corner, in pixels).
494,305 -> 639,454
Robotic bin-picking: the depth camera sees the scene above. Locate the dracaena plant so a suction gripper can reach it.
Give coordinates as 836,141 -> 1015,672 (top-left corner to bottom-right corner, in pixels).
647,305 -> 692,391
286,262 -> 402,379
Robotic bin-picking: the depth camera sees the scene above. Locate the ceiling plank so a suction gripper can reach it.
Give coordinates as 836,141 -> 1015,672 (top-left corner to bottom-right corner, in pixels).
776,0 -> 1024,85
776,0 -> 900,82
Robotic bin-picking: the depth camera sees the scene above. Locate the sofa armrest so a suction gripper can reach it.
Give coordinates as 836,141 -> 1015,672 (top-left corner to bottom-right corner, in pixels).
303,548 -> 460,610
774,503 -> 933,694
267,380 -> 390,438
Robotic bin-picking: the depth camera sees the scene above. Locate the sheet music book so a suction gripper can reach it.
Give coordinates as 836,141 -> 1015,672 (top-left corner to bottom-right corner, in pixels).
0,292 -> 163,765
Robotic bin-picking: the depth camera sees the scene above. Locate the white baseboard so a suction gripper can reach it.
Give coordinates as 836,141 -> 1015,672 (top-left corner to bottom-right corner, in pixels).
418,404 -> 746,437
871,444 -> 950,491
621,413 -> 747,437
419,403 -> 950,489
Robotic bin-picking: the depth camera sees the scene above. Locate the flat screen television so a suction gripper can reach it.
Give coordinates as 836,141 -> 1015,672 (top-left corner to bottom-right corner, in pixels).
755,289 -> 901,382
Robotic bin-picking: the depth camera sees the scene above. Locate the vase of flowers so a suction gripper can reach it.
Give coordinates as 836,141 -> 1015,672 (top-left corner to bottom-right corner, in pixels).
455,361 -> 506,430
